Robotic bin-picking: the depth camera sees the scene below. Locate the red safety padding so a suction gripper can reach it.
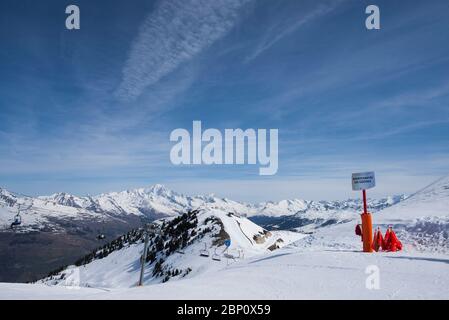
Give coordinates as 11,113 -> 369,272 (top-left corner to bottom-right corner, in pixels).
383,227 -> 402,252
373,228 -> 384,252
355,224 -> 362,236
373,230 -> 378,251
389,229 -> 402,251
383,228 -> 390,249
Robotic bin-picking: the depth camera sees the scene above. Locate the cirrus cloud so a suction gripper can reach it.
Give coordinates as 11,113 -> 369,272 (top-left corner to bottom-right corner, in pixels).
116,0 -> 252,102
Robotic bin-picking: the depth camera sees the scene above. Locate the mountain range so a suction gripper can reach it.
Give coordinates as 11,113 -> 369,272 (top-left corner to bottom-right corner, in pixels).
0,184 -> 405,282
1,184 -> 406,232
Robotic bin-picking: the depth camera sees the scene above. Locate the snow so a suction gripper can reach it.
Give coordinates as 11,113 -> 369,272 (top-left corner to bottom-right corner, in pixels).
376,175 -> 449,223
1,176 -> 448,299
1,249 -> 448,300
372,175 -> 449,254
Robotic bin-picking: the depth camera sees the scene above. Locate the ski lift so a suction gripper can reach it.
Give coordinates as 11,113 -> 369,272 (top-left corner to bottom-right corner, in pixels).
212,248 -> 221,261
199,243 -> 210,257
96,227 -> 106,240
9,204 -> 25,230
10,213 -> 22,230
97,234 -> 106,240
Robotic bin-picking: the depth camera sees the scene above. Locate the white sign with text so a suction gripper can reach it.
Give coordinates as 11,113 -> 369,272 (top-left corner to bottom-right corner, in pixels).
352,172 -> 376,191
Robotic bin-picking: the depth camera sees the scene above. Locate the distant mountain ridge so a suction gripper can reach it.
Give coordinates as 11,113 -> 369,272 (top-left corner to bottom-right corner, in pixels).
1,184 -> 406,232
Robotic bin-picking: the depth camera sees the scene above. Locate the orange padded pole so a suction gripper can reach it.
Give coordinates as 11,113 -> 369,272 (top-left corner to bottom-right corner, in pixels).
361,212 -> 373,252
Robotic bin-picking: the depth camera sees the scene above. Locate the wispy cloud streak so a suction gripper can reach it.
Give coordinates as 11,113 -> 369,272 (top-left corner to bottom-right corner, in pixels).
116,0 -> 251,101
245,1 -> 343,62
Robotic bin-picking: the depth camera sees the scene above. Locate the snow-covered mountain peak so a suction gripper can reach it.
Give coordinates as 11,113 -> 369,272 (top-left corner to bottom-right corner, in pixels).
196,193 -> 217,202
100,184 -> 184,203
257,199 -> 308,215
0,187 -> 17,205
42,192 -> 84,208
135,184 -> 176,197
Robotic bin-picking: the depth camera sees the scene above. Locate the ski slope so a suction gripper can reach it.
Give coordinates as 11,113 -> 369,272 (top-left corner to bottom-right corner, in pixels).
1,176 -> 448,299
1,247 -> 447,300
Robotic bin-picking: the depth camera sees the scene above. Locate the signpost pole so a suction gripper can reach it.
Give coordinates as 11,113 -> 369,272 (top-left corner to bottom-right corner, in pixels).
352,172 -> 375,253
362,189 -> 368,214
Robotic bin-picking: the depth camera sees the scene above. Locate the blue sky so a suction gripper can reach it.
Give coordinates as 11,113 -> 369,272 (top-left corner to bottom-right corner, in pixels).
1,0 -> 449,202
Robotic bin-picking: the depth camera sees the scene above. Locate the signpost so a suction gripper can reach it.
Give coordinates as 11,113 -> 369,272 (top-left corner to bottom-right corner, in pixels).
352,171 -> 376,253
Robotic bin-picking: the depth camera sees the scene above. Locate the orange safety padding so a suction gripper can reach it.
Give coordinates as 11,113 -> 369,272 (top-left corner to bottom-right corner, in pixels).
361,213 -> 373,253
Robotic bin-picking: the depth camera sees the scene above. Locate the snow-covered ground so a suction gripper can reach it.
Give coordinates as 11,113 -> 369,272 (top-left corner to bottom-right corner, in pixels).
1,248 -> 447,300
1,176 -> 448,299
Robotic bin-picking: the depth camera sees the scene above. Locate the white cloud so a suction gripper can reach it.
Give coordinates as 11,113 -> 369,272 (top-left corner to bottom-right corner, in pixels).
375,82 -> 449,109
116,0 -> 251,101
245,1 -> 342,62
